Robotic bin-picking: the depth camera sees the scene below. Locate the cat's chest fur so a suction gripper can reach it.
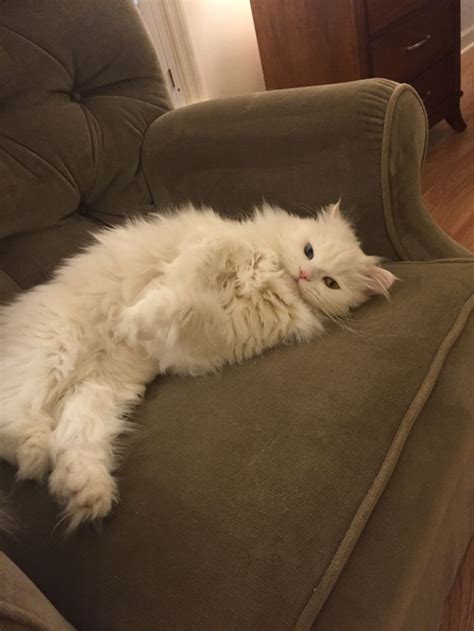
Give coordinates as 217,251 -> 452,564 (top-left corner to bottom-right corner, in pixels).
173,241 -> 321,365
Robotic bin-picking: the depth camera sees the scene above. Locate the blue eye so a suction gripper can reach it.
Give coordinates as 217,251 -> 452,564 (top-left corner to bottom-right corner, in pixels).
304,243 -> 314,259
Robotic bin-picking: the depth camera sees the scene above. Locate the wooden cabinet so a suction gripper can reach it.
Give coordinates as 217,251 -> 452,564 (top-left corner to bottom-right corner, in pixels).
250,0 -> 466,130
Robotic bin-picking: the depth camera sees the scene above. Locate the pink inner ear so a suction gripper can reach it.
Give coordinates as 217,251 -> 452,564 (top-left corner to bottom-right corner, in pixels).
366,267 -> 397,296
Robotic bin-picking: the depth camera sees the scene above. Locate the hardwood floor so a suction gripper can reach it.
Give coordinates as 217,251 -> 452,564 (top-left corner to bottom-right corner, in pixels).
439,538 -> 474,631
422,47 -> 474,252
425,51 -> 473,631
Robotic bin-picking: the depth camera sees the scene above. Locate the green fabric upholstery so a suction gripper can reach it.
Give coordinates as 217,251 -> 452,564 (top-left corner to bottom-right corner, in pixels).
0,0 -> 169,240
314,286 -> 474,630
1,261 -> 473,631
1,2 -> 473,630
143,80 -> 468,262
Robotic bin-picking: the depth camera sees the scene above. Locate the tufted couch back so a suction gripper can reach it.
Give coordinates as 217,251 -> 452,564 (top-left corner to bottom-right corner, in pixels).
0,0 -> 170,239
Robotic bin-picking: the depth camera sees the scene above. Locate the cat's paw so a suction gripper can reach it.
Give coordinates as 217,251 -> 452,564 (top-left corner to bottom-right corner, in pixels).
49,456 -> 117,531
119,286 -> 178,344
16,424 -> 52,483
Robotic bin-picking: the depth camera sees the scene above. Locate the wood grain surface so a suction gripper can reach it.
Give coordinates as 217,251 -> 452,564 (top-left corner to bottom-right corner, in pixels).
439,537 -> 474,631
250,0 -> 363,88
423,47 -> 474,252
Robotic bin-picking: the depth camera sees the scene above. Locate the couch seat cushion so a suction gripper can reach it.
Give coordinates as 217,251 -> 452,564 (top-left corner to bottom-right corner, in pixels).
1,259 -> 473,631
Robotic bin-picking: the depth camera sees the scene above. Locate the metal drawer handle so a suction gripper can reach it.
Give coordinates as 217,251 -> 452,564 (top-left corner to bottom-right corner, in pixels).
406,34 -> 431,52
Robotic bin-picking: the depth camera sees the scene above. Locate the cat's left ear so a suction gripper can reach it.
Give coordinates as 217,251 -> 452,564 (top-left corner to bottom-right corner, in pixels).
366,266 -> 398,297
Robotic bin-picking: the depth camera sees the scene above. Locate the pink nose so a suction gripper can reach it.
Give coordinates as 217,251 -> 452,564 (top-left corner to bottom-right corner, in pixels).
299,269 -> 310,281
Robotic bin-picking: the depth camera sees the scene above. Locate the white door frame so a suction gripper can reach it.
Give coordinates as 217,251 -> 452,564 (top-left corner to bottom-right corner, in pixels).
135,0 -> 204,107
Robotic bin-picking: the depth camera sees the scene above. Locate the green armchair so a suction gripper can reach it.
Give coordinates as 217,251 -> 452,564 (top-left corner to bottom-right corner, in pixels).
1,1 -> 472,630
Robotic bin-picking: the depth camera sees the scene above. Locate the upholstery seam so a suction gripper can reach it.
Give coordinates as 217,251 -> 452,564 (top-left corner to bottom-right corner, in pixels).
0,24 -> 72,83
140,121 -> 158,204
380,84 -> 414,261
394,83 -> 430,170
83,93 -> 165,110
294,294 -> 474,629
0,146 -> 40,179
381,86 -> 469,261
1,135 -> 79,197
390,258 -> 474,265
80,106 -> 103,202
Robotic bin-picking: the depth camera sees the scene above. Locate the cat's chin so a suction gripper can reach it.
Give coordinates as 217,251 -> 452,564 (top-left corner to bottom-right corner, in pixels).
294,281 -> 315,306
295,280 -> 310,302
285,272 -> 303,291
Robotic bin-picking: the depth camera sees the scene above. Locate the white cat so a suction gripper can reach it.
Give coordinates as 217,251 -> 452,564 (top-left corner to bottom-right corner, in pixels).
0,202 -> 396,530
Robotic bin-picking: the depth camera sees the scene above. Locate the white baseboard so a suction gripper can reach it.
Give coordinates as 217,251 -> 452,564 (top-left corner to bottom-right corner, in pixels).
461,25 -> 474,54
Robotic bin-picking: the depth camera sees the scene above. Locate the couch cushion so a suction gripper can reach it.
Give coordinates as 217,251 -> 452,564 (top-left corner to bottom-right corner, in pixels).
0,0 -> 169,240
313,310 -> 474,631
0,213 -> 99,293
1,260 -> 473,631
0,552 -> 75,631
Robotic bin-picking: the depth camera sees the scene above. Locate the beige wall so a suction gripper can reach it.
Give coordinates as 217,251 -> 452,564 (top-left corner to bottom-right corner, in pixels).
182,0 -> 265,100
461,0 -> 474,31
461,0 -> 474,51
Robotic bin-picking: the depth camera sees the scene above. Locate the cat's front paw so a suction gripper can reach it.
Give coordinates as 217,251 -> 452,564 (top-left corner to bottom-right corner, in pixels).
49,455 -> 118,532
118,286 -> 178,345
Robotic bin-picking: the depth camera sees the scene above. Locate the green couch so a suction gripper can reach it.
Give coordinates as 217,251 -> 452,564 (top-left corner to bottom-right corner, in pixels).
1,1 -> 473,630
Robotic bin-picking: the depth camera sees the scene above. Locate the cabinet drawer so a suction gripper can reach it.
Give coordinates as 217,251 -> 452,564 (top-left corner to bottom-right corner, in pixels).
409,56 -> 453,110
370,2 -> 453,82
365,0 -> 429,34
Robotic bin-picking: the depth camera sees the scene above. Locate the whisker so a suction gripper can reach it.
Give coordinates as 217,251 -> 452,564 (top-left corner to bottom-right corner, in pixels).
51,511 -> 69,536
292,202 -> 320,218
318,304 -> 399,338
315,294 -> 397,337
318,303 -> 360,334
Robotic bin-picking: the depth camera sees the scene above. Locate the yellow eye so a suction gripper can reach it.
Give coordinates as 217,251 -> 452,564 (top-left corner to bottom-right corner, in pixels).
323,276 -> 340,289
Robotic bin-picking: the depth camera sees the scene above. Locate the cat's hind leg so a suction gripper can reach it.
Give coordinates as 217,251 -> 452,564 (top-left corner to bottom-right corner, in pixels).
0,359 -> 57,482
15,411 -> 54,482
48,378 -> 144,531
0,410 -> 53,482
1,297 -> 82,481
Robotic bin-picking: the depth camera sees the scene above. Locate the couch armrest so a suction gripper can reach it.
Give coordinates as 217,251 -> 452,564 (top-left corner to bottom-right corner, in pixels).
0,552 -> 75,631
143,79 -> 469,261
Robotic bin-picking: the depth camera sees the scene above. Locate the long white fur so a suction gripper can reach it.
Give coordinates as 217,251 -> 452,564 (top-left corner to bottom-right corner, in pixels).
0,202 -> 396,530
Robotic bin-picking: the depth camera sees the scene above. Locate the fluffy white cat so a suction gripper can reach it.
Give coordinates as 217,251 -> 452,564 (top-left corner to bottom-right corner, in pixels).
0,202 -> 396,530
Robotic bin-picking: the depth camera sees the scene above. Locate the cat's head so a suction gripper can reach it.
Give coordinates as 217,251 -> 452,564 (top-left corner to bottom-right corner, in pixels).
267,202 -> 397,316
